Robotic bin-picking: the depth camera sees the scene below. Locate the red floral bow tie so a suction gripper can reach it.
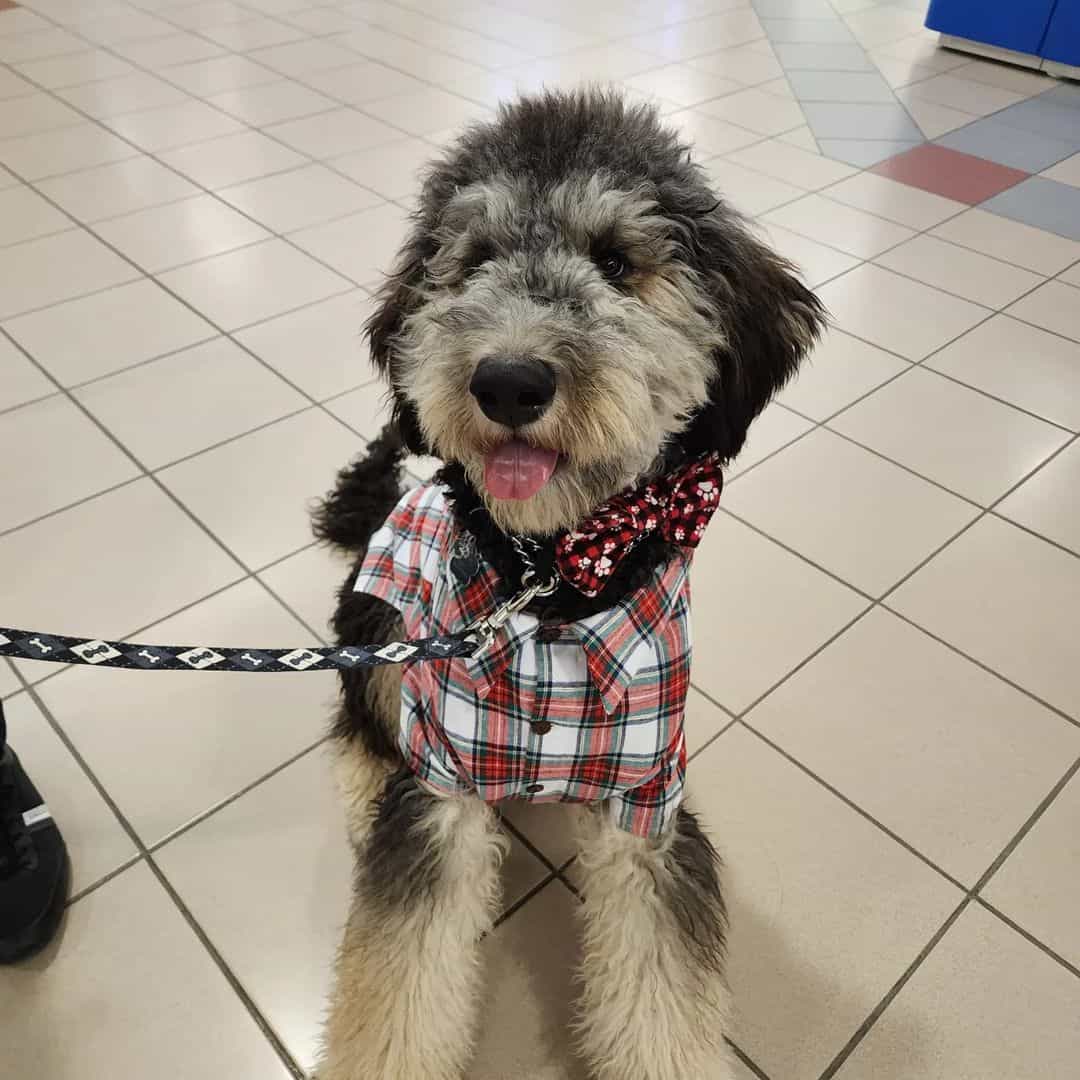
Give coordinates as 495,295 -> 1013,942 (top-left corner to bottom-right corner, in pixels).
554,453 -> 723,598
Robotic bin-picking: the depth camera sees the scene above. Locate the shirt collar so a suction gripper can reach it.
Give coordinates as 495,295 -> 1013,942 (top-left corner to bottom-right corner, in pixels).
460,549 -> 689,715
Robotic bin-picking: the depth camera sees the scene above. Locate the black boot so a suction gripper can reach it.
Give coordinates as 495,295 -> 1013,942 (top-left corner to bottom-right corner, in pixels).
0,700 -> 70,963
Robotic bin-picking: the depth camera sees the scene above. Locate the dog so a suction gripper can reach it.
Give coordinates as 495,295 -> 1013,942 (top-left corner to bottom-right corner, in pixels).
312,89 -> 825,1080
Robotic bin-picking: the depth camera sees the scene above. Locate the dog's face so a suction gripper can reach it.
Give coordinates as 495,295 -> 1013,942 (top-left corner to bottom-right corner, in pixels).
369,91 -> 825,536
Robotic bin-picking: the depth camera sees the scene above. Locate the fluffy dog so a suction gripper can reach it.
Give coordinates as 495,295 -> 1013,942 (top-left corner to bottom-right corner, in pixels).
313,89 -> 825,1080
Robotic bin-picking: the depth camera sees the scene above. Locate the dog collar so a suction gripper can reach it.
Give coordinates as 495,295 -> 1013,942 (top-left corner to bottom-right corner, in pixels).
554,453 -> 723,598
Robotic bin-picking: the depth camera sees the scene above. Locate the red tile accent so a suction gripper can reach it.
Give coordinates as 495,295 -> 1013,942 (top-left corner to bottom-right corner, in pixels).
871,143 -> 1029,205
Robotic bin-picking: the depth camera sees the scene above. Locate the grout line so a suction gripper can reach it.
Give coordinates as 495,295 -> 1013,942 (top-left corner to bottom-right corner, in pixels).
66,852 -> 144,906
491,870 -> 560,929
729,1038 -> 773,1080
974,896 -> 1080,981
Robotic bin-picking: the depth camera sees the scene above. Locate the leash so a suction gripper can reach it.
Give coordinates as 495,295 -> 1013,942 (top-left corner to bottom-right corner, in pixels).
1,575 -> 559,674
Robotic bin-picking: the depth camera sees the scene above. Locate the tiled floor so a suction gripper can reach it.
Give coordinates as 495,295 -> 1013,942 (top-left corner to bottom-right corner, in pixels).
1,0 -> 1079,1076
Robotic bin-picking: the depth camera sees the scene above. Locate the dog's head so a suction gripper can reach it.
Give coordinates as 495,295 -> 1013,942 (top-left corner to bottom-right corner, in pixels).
368,89 -> 825,536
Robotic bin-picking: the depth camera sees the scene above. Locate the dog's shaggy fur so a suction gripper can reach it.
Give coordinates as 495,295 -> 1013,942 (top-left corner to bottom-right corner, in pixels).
314,89 -> 825,1079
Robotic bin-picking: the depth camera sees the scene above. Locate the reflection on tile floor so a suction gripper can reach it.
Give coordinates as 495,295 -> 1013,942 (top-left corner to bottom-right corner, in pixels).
1,0 -> 1079,1077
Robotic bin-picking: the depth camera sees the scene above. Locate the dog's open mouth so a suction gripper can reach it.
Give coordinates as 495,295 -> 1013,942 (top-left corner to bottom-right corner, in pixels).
483,440 -> 560,500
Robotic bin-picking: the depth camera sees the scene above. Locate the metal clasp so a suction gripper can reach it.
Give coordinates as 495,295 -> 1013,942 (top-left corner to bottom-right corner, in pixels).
463,574 -> 558,653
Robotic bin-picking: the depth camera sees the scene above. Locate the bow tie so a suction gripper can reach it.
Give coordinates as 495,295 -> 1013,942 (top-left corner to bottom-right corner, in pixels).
554,453 -> 723,598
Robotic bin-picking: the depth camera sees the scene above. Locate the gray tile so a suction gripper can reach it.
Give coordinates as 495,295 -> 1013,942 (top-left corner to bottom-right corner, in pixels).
818,138 -> 922,166
1040,83 -> 1080,110
982,177 -> 1080,242
938,117 -> 1077,172
803,101 -> 923,140
991,97 -> 1080,145
787,70 -> 897,103
753,0 -> 837,17
774,43 -> 876,71
761,18 -> 855,43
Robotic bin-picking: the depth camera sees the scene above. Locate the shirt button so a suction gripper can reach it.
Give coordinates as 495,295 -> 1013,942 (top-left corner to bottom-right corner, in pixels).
535,624 -> 562,643
530,719 -> 552,735
525,783 -> 544,794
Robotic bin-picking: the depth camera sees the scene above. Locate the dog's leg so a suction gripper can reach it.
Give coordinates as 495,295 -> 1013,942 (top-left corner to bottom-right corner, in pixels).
573,804 -> 734,1080
317,770 -> 507,1080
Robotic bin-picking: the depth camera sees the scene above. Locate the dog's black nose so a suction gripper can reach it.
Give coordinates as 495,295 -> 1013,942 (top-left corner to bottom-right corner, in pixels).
469,355 -> 556,429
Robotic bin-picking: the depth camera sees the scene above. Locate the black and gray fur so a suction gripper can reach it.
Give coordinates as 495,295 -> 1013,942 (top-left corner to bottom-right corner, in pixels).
314,89 -> 825,1080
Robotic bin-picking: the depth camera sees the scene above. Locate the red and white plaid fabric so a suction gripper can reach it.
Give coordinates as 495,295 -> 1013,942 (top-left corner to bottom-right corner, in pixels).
354,484 -> 692,838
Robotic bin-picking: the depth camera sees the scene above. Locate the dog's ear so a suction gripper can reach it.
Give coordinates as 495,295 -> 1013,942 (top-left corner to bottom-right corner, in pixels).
364,224 -> 433,455
678,202 -> 826,462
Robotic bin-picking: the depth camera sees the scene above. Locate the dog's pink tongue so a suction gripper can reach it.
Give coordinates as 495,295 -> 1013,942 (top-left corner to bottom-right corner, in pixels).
484,441 -> 559,500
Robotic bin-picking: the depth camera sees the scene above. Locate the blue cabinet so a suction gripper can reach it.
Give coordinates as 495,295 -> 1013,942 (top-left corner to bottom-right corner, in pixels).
926,0 -> 1080,74
1043,2 -> 1080,67
925,0 -> 1059,57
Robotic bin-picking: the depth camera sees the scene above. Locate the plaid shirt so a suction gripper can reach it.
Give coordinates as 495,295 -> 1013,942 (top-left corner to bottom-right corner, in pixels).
354,484 -> 691,838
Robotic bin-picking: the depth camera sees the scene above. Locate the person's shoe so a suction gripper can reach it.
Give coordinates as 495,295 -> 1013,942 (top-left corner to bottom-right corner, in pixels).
0,745 -> 69,963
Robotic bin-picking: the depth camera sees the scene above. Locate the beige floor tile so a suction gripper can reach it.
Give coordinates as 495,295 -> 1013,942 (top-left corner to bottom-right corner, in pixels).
817,263 -> 989,361
75,337 -> 307,469
0,394 -> 138,532
1006,279 -> 1080,344
0,67 -> 32,100
35,155 -> 199,224
265,106 -> 402,159
690,513 -> 868,712
902,71 -> 1025,115
1061,260 -> 1080,287
13,47 -> 133,88
4,278 -> 216,387
724,428 -> 977,595
693,725 -> 962,1079
764,193 -> 915,258
157,746 -> 554,1072
890,515 -> 1080,718
750,607 -> 1080,885
235,290 -> 375,401
248,36 -> 359,77
200,15 -> 306,51
329,136 -> 436,201
896,93 -> 979,138
931,208 -> 1080,276
983,771 -> 1080,970
0,120 -> 139,181
951,57 -> 1054,95
727,137 -> 857,189
159,238 -> 353,330
290,202 -> 411,288
0,334 -> 53,410
704,157 -> 804,215
323,381 -> 394,440
835,904 -> 1080,1080
163,54 -> 279,97
830,367 -> 1070,504
57,71 -> 189,119
998,440 -> 1080,555
114,31 -> 225,69
0,185 -> 72,247
206,78 -> 337,127
96,194 -> 270,273
40,579 -> 333,845
726,401 -> 814,479
159,407 -> 361,568
0,91 -> 81,138
756,221 -> 862,286
1041,151 -> 1080,189
473,881 -> 588,1080
1,478 -> 243,681
927,315 -> 1080,431
499,798 -> 581,872
258,540 -> 354,643
624,62 -> 743,108
363,87 -> 493,137
633,10 -> 766,61
685,684 -> 734,758
0,229 -> 140,321
0,28 -> 86,66
876,233 -> 1045,309
698,86 -> 806,135
220,163 -> 382,234
0,659 -> 18,699
301,59 -> 427,105
0,863 -> 293,1079
665,107 -> 764,156
777,328 -> 908,420
159,129 -> 307,190
106,99 -> 244,153
3,691 -> 137,895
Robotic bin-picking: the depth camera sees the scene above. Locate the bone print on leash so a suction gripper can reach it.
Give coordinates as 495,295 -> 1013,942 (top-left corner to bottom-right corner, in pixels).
0,625 -> 477,673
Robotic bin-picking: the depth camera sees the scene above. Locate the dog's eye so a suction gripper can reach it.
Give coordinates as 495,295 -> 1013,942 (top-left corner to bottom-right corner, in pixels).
595,250 -> 628,282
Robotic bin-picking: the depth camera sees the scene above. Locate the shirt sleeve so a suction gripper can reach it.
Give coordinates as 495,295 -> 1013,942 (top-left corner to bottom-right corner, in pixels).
351,488 -> 422,613
608,730 -> 686,839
